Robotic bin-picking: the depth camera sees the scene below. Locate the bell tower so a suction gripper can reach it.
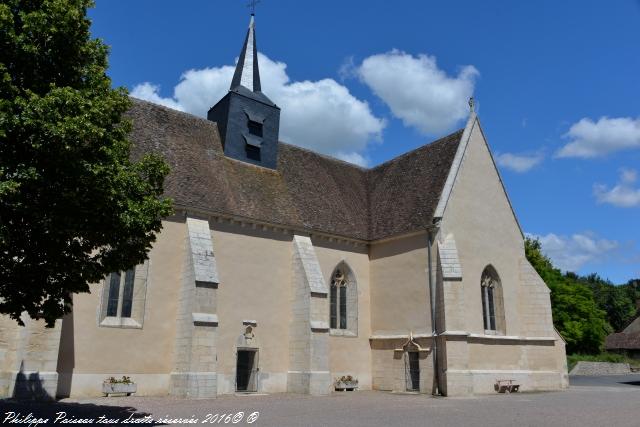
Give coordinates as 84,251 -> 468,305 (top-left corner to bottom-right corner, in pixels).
207,13 -> 281,169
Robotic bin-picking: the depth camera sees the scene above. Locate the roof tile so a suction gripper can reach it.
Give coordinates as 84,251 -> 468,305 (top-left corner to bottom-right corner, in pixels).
127,98 -> 462,241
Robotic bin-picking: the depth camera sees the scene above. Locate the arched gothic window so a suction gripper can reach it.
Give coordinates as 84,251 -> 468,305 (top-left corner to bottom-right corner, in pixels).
480,266 -> 504,333
330,269 -> 347,329
329,263 -> 358,335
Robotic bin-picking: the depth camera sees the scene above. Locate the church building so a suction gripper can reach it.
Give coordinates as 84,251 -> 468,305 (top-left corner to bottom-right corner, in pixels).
0,14 -> 568,399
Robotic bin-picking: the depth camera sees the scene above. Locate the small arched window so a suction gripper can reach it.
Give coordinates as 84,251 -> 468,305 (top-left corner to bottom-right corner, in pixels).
480,266 -> 504,333
329,263 -> 358,335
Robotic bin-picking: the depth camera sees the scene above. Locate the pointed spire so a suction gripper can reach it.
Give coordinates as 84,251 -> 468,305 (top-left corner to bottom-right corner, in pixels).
230,14 -> 262,92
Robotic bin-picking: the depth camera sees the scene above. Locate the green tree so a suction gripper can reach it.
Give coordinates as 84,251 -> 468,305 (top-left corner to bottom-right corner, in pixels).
579,273 -> 636,332
525,238 -> 611,354
622,278 -> 640,318
0,0 -> 172,326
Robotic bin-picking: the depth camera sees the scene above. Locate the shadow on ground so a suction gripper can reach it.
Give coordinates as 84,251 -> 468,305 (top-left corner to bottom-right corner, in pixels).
570,374 -> 640,388
0,400 -> 166,426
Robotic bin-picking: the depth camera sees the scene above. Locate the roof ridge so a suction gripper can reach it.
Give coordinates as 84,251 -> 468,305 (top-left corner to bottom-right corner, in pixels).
130,97 -> 463,172
279,142 -> 368,171
370,129 -> 464,171
129,97 -> 215,124
281,129 -> 464,172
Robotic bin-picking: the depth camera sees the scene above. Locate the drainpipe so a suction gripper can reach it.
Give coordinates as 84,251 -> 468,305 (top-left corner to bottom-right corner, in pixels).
426,222 -> 441,395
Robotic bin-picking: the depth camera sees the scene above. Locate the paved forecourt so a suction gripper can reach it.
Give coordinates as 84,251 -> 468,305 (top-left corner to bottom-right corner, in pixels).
2,377 -> 640,427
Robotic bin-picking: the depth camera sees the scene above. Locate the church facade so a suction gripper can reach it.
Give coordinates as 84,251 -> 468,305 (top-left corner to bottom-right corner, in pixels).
0,15 -> 568,399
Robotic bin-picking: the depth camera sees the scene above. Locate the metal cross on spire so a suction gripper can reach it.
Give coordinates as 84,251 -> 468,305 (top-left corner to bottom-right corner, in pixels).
247,0 -> 260,15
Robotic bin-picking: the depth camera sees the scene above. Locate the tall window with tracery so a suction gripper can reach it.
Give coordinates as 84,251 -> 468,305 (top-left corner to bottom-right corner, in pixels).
480,266 -> 503,333
330,269 -> 347,329
328,263 -> 358,336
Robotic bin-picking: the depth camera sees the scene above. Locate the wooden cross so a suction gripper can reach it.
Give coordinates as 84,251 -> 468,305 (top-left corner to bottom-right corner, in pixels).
247,0 -> 261,15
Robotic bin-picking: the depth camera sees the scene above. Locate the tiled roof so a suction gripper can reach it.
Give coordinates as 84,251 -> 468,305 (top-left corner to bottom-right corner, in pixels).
606,316 -> 640,350
605,332 -> 640,350
127,98 -> 463,241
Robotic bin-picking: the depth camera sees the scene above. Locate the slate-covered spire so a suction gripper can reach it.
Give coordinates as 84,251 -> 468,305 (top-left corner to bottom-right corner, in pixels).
230,14 -> 261,92
208,11 -> 280,169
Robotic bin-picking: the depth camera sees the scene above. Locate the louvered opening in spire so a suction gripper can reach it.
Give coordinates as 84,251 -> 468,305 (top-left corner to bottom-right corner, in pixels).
230,15 -> 262,92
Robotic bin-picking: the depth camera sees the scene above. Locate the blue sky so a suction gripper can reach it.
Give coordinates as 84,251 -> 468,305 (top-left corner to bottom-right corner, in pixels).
89,1 -> 640,283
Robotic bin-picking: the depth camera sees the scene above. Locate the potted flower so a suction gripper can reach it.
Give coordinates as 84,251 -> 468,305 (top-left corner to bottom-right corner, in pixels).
334,375 -> 358,391
102,376 -> 137,396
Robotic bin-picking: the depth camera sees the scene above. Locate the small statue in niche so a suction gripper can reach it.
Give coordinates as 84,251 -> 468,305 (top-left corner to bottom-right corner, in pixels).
244,325 -> 255,342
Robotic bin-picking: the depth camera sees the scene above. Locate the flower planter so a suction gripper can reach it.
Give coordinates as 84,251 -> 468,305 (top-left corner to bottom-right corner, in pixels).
102,382 -> 137,396
334,381 -> 358,391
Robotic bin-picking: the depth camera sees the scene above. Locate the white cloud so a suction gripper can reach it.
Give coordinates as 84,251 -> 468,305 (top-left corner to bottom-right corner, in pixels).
556,116 -> 640,158
357,49 -> 478,135
338,56 -> 357,81
130,53 -> 385,165
495,152 -> 544,173
130,83 -> 183,111
334,152 -> 368,167
528,232 -> 618,272
594,168 -> 640,207
621,168 -> 638,183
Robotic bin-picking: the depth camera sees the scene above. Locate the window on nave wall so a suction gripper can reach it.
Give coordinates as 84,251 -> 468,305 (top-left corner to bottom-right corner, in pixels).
106,269 -> 135,318
99,261 -> 149,329
329,263 -> 358,337
480,265 -> 505,335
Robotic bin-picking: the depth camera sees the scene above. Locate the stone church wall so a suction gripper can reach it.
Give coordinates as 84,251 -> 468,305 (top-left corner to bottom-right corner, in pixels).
0,315 -> 61,399
0,315 -> 20,396
54,219 -> 185,397
368,233 -> 436,393
211,220 -> 292,394
313,238 -> 372,390
440,122 -> 524,337
369,234 -> 432,336
438,118 -> 568,395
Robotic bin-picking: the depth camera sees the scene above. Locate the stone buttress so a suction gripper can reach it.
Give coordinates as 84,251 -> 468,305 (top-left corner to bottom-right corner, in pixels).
287,235 -> 331,395
170,217 -> 220,398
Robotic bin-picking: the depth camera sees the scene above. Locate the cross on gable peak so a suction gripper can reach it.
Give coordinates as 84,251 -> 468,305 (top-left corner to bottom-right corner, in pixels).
247,0 -> 261,15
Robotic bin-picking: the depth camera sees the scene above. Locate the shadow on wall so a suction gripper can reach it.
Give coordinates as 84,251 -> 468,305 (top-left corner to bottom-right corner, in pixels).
11,309 -> 75,400
0,399 -> 165,425
56,311 -> 75,398
12,366 -> 51,400
6,329 -> 163,425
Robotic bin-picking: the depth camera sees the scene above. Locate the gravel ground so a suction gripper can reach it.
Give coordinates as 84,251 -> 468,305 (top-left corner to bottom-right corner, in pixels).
2,376 -> 640,427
